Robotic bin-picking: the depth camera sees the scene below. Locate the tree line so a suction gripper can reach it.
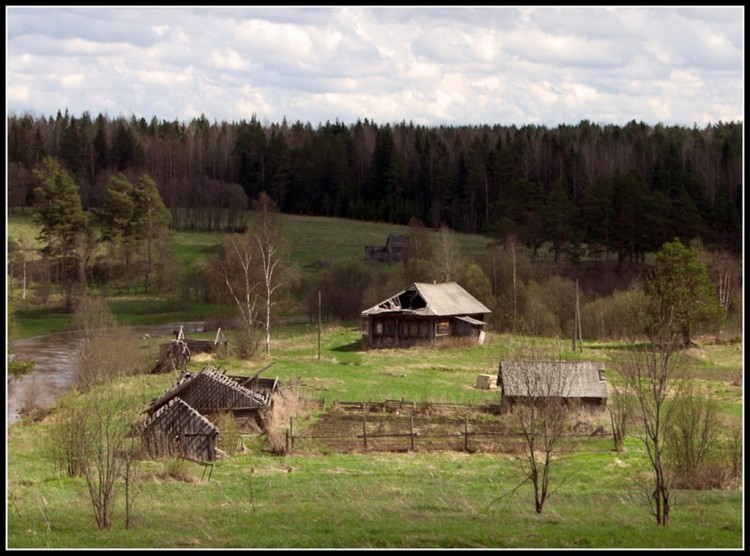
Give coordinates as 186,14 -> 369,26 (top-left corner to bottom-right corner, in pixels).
7,111 -> 742,258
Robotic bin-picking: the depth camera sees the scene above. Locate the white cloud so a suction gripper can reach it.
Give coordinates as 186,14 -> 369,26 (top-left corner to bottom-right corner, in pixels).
4,6 -> 744,127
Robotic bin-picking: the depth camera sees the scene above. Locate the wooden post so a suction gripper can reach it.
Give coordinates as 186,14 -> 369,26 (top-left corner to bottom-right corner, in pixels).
576,279 -> 583,352
317,290 -> 321,360
410,415 -> 414,451
464,416 -> 469,452
290,416 -> 295,451
573,279 -> 583,352
362,415 -> 368,450
285,429 -> 290,454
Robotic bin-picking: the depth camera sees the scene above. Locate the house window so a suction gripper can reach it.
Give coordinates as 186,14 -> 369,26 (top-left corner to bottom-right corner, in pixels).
409,323 -> 419,337
375,322 -> 383,336
400,322 -> 409,338
598,369 -> 606,382
436,320 -> 450,335
384,321 -> 396,337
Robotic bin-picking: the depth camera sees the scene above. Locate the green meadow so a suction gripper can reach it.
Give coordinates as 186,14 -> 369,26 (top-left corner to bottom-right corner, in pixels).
6,213 -> 744,549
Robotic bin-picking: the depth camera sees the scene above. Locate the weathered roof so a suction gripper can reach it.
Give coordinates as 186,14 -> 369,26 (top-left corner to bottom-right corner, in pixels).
386,234 -> 409,248
500,360 -> 609,399
361,282 -> 491,317
138,397 -> 219,435
147,365 -> 269,415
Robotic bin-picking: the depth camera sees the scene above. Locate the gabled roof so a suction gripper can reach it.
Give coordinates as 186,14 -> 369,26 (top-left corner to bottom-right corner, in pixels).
500,360 -> 608,399
361,282 -> 491,317
137,397 -> 219,435
146,365 -> 269,415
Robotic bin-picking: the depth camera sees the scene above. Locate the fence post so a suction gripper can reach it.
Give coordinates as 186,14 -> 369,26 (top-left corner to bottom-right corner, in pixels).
410,415 -> 415,451
285,429 -> 290,454
290,416 -> 295,451
464,416 -> 469,452
363,415 -> 368,450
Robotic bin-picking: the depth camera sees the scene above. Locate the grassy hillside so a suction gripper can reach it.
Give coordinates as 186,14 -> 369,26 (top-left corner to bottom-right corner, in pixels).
8,212 -> 492,337
6,207 -> 743,548
6,324 -> 744,548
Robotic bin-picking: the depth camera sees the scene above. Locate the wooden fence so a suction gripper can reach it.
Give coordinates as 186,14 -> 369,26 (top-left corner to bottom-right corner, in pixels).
284,411 -> 615,455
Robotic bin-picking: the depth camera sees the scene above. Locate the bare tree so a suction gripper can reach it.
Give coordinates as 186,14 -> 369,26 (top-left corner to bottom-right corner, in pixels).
431,224 -> 463,282
607,382 -> 635,452
250,192 -> 294,356
78,384 -> 143,529
616,306 -> 687,526
501,340 -> 576,514
217,232 -> 262,359
667,383 -> 721,488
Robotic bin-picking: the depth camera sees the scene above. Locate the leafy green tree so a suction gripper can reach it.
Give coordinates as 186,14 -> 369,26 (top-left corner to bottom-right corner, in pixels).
133,174 -> 171,293
645,239 -> 725,347
32,156 -> 87,309
100,173 -> 171,292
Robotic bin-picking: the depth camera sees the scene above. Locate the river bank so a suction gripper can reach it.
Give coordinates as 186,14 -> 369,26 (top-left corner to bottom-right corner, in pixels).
7,321 -> 206,426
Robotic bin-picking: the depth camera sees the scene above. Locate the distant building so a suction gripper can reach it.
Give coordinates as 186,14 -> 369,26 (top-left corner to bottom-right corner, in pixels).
497,360 -> 609,413
361,281 -> 491,348
364,234 -> 409,263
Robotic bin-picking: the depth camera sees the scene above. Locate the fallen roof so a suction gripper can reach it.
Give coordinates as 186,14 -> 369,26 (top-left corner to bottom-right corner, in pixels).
361,281 -> 491,317
147,365 -> 269,415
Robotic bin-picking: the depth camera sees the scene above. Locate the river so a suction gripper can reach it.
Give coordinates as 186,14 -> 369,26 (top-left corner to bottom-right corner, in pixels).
7,321 -> 206,427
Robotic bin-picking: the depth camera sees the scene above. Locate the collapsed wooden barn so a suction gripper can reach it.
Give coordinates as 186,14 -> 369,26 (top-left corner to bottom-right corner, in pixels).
150,328 -> 228,374
138,398 -> 221,461
140,366 -> 274,461
361,282 -> 491,348
497,360 -> 609,413
364,234 -> 409,263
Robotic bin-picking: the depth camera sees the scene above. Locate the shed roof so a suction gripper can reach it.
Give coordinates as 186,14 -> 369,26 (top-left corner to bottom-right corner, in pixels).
137,397 -> 219,435
361,282 -> 491,317
500,360 -> 609,399
147,365 -> 269,415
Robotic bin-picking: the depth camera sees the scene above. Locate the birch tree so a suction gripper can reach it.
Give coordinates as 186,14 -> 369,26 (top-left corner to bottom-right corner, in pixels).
251,192 -> 294,356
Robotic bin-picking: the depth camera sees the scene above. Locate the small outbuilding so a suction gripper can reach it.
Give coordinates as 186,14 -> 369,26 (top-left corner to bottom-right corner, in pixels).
146,366 -> 270,428
138,397 -> 220,461
361,281 -> 491,348
365,234 -> 410,263
497,360 -> 609,413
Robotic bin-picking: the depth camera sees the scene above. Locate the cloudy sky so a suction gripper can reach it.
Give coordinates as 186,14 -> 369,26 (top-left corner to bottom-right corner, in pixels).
5,6 -> 744,128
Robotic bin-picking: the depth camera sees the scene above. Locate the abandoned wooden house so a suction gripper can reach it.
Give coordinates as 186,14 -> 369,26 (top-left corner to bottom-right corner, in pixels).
151,328 -> 228,374
497,360 -> 609,413
364,234 -> 409,263
137,397 -> 221,461
146,366 -> 271,428
361,281 -> 491,348
170,326 -> 228,357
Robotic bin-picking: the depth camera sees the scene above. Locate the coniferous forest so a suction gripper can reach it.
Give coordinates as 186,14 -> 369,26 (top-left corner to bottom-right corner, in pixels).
7,111 -> 742,259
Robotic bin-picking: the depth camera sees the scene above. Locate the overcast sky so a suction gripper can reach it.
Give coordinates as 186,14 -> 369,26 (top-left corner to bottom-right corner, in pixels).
5,6 -> 745,128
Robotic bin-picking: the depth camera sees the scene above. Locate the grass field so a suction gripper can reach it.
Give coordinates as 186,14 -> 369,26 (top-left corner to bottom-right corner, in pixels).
5,212 -> 744,549
6,322 -> 744,549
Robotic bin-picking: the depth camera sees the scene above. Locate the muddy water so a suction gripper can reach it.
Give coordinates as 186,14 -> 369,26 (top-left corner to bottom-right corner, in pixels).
7,321 -> 205,427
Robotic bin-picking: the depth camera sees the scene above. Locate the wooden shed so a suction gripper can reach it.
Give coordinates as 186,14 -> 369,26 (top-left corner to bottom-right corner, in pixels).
361,282 -> 491,348
146,366 -> 270,426
497,360 -> 609,413
365,234 -> 409,263
159,327 -> 228,359
138,398 -> 220,461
